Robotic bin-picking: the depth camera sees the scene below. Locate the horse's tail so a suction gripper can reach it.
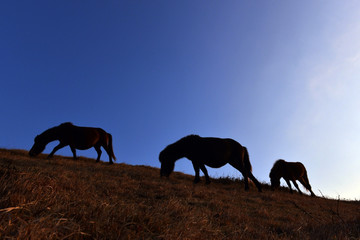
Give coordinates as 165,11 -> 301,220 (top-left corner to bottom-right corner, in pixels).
243,146 -> 252,173
107,133 -> 116,161
243,146 -> 262,192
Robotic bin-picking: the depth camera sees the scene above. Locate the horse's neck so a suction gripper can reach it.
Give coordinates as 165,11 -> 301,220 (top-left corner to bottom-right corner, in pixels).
167,143 -> 187,161
41,128 -> 60,143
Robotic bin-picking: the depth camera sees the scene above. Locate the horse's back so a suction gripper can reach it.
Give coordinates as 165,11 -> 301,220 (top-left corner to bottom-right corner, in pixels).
64,125 -> 108,149
200,137 -> 242,153
286,162 -> 306,178
188,137 -> 242,167
201,137 -> 241,145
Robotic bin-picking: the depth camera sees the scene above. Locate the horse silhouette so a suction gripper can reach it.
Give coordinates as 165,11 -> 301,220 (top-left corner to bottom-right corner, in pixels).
159,135 -> 262,192
29,122 -> 116,164
269,159 -> 315,196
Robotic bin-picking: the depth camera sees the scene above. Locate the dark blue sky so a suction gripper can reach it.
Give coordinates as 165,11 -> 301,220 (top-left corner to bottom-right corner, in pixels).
1,1 -> 360,199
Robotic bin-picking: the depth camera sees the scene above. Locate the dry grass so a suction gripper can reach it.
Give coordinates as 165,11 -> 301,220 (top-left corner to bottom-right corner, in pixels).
0,148 -> 359,239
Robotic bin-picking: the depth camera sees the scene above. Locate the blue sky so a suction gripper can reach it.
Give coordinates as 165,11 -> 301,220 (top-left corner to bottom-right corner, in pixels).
1,1 -> 360,199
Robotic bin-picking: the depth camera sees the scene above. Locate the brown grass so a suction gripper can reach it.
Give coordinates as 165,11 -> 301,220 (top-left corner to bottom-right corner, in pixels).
0,148 -> 359,239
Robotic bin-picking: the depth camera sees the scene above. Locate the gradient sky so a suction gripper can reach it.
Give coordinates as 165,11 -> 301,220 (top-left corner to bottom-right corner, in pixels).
1,1 -> 360,199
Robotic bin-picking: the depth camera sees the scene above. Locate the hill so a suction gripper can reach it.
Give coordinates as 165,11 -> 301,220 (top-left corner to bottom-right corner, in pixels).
0,148 -> 359,239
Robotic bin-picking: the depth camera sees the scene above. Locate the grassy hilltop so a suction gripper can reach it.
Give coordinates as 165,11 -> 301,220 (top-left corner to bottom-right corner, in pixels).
0,148 -> 359,239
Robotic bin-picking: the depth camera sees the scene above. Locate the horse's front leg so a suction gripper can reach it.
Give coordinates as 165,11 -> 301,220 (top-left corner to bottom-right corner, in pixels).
70,146 -> 77,159
292,180 -> 303,194
192,161 -> 201,183
285,179 -> 294,194
47,143 -> 67,159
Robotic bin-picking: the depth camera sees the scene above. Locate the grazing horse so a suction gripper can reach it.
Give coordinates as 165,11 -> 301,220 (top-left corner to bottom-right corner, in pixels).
269,159 -> 315,196
29,122 -> 116,164
159,135 -> 262,192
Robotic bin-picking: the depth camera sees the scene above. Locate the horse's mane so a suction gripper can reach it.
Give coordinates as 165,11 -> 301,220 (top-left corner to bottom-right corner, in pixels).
179,134 -> 200,142
273,159 -> 286,167
175,134 -> 201,146
37,122 -> 73,140
47,122 -> 73,132
168,134 -> 199,146
161,135 -> 200,160
270,159 -> 286,177
59,122 -> 74,127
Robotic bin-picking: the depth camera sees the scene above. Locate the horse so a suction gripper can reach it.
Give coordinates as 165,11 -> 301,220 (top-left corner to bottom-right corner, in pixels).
29,122 -> 116,164
159,135 -> 262,192
269,159 -> 315,196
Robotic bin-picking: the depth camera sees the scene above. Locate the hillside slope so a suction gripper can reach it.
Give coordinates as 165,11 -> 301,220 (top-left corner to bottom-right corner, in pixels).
0,149 -> 359,239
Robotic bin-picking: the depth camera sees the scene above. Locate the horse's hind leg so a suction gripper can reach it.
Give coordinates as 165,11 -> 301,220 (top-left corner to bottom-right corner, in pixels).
94,145 -> 102,162
300,175 -> 316,197
191,161 -> 201,183
70,146 -> 77,159
248,171 -> 262,192
243,172 -> 250,191
103,144 -> 114,164
228,161 -> 250,191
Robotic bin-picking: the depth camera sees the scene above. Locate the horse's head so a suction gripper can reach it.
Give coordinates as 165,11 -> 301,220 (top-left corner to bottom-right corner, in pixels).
159,148 -> 176,178
269,172 -> 280,190
269,159 -> 285,190
29,135 -> 46,156
159,137 -> 191,178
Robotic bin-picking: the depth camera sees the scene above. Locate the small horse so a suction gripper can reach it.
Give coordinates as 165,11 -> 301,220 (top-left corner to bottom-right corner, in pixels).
159,135 -> 262,192
269,159 -> 315,196
29,122 -> 116,164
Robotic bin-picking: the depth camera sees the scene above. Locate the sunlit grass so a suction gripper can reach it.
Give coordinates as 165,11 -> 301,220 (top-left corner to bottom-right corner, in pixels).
0,149 -> 359,239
